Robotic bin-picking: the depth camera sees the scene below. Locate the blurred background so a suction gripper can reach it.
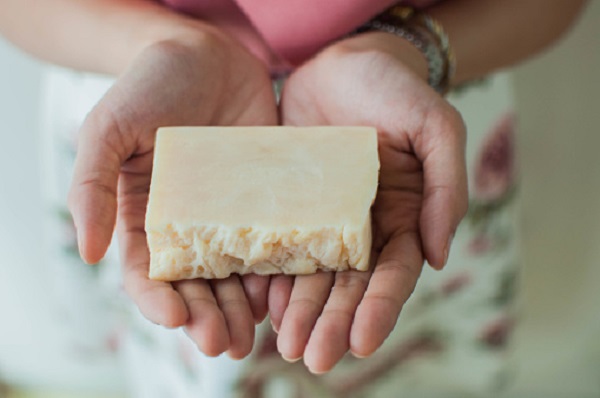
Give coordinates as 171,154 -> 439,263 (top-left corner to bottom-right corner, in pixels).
0,3 -> 598,398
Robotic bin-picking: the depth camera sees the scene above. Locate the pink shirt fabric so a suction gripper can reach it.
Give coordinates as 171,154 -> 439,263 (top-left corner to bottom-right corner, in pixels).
162,0 -> 439,70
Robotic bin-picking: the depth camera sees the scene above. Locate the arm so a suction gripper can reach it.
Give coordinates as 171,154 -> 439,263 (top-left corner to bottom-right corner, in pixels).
431,0 -> 589,85
342,0 -> 589,86
0,0 -> 214,74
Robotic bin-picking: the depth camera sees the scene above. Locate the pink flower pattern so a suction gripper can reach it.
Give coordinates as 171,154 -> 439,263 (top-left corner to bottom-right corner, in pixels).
474,112 -> 517,202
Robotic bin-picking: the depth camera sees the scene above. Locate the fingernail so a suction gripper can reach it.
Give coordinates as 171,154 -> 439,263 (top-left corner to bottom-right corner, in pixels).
226,350 -> 247,361
308,367 -> 327,375
350,350 -> 370,359
270,318 -> 279,334
281,354 -> 302,363
76,226 -> 87,263
442,233 -> 455,268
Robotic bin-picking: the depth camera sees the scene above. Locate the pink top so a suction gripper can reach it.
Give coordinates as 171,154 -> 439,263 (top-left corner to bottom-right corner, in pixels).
162,0 -> 439,70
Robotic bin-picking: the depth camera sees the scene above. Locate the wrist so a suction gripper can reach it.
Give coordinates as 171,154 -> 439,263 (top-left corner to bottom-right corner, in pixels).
351,6 -> 455,95
334,32 -> 429,83
373,32 -> 430,83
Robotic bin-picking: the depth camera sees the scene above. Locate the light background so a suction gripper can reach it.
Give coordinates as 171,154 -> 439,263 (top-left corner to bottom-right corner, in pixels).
0,2 -> 598,397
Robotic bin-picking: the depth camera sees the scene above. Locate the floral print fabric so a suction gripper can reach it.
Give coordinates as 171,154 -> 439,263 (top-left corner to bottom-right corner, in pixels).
39,69 -> 518,397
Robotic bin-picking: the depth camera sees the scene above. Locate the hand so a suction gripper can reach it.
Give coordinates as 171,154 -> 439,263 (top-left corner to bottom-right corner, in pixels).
68,29 -> 278,359
269,33 -> 468,372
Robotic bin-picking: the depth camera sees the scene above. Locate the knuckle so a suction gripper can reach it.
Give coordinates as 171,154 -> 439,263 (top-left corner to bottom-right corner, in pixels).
320,307 -> 354,322
425,102 -> 467,143
81,99 -> 136,157
77,171 -> 118,197
377,258 -> 415,275
217,298 -> 249,312
288,297 -> 323,312
362,293 -> 404,312
375,260 -> 421,299
186,296 -> 219,309
333,271 -> 369,291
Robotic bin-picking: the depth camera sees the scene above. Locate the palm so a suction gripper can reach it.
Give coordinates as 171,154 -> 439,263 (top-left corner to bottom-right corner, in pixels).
372,145 -> 422,255
69,34 -> 277,358
270,41 -> 466,372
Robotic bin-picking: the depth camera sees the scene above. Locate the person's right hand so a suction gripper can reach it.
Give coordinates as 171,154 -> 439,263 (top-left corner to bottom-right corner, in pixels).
68,28 -> 278,359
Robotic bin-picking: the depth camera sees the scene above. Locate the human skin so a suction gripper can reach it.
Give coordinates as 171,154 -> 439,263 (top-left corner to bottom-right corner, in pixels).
3,0 -> 279,359
268,0 -> 588,373
0,0 -> 588,369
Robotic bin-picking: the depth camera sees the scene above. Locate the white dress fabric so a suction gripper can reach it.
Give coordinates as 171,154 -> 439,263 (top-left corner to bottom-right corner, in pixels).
39,67 -> 518,398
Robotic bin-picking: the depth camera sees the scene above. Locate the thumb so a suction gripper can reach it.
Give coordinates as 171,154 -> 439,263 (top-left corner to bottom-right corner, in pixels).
416,105 -> 468,270
67,106 -> 133,264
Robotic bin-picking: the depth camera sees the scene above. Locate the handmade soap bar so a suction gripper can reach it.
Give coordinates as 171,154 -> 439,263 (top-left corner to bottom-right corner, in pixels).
146,126 -> 379,280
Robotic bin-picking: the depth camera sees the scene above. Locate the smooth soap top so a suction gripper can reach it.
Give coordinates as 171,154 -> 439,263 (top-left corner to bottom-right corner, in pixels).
146,126 -> 379,229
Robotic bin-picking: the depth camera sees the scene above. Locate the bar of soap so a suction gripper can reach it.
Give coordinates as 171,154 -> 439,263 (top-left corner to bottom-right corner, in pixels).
146,126 -> 379,280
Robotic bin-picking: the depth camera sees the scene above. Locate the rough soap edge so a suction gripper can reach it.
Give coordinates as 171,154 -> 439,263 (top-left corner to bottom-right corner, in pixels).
147,220 -> 373,281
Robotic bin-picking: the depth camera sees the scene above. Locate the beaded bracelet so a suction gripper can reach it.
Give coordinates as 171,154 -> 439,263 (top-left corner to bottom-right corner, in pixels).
357,6 -> 455,95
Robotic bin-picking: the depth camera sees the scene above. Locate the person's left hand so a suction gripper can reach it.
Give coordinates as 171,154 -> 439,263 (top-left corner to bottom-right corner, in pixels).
269,32 -> 468,373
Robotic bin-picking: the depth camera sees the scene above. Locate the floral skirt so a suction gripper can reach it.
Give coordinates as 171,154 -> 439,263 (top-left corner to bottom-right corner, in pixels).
40,68 -> 519,398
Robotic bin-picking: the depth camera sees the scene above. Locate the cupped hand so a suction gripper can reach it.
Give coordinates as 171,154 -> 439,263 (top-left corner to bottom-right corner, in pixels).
68,29 -> 278,359
270,33 -> 468,373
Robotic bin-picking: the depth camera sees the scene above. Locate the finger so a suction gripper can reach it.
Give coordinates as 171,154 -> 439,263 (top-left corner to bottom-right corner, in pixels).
241,274 -> 270,324
119,226 -> 189,328
268,275 -> 294,332
277,272 -> 334,362
350,231 -> 423,358
174,279 -> 230,357
212,275 -> 255,360
118,162 -> 189,328
68,108 -> 133,264
303,270 -> 369,374
418,106 -> 468,269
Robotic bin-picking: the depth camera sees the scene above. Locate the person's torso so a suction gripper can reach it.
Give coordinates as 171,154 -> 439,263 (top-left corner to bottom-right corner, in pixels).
161,0 -> 440,70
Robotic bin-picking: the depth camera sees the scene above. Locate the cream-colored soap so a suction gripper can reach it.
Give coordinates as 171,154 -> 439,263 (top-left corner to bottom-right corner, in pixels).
146,126 -> 379,280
